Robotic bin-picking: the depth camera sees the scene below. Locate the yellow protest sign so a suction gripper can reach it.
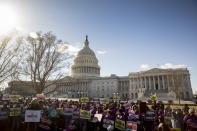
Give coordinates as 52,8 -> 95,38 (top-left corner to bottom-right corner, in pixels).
80,110 -> 91,119
10,108 -> 21,116
115,118 -> 125,130
101,98 -> 109,104
104,110 -> 108,116
57,108 -> 63,114
81,97 -> 89,103
10,95 -> 20,103
150,93 -> 157,103
113,96 -> 120,102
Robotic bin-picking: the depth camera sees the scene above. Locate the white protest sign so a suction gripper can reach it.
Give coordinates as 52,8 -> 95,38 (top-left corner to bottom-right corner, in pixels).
103,119 -> 114,129
94,114 -> 103,122
25,110 -> 41,122
2,94 -> 9,100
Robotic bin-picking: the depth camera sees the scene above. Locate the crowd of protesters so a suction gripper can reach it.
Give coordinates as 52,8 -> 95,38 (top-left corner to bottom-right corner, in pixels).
0,96 -> 197,131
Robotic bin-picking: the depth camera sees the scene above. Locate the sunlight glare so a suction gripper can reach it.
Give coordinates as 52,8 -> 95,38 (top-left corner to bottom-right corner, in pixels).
0,4 -> 19,33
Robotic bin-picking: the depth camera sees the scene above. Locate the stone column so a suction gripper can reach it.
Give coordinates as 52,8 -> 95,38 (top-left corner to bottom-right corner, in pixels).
145,77 -> 147,89
167,75 -> 170,91
172,74 -> 175,90
140,77 -> 143,88
149,76 -> 151,90
162,75 -> 165,90
153,76 -> 156,90
158,75 -> 160,90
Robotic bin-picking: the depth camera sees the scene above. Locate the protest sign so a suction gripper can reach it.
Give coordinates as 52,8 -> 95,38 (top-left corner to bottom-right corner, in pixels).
128,114 -> 139,120
80,110 -> 91,119
57,108 -> 63,114
10,95 -> 20,103
103,119 -> 114,129
63,108 -> 74,115
104,110 -> 109,116
94,114 -> 103,122
101,98 -> 109,104
25,110 -> 41,122
126,121 -> 137,131
115,118 -> 125,131
2,94 -> 9,100
93,98 -> 100,103
0,111 -> 8,120
123,103 -> 131,110
113,96 -> 120,102
48,109 -> 60,118
80,97 -> 89,103
73,111 -> 80,119
144,111 -> 157,121
37,94 -> 45,100
9,108 -> 21,116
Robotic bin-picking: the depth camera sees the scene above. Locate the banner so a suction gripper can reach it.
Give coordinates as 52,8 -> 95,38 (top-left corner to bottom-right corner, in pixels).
10,95 -> 20,103
103,119 -> 114,129
81,97 -> 89,103
144,111 -> 156,121
10,108 -> 21,116
2,94 -> 9,100
63,108 -> 74,116
80,110 -> 91,119
25,110 -> 41,122
126,121 -> 137,131
115,118 -> 125,131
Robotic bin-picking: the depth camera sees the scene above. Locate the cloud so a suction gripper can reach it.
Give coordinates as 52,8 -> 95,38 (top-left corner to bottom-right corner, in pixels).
56,43 -> 82,56
97,50 -> 107,55
140,64 -> 150,70
159,63 -> 187,69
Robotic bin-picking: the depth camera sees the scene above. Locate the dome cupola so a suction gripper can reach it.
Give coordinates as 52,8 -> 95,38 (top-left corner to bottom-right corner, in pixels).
71,35 -> 100,78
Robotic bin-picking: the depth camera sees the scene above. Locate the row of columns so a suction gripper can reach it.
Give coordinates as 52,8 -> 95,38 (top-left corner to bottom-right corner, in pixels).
130,75 -> 172,91
73,67 -> 100,74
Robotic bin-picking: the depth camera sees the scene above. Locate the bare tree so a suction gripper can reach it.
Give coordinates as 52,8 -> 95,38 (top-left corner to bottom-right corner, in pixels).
0,32 -> 22,87
171,72 -> 184,105
18,32 -> 71,95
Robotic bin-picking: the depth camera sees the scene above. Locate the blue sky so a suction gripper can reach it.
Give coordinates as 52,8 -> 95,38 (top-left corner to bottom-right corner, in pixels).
1,0 -> 197,92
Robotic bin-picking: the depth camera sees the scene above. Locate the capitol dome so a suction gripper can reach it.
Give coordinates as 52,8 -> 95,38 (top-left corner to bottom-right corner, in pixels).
71,35 -> 100,78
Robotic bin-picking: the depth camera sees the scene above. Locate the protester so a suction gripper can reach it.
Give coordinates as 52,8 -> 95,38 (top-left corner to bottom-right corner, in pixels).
0,95 -> 197,131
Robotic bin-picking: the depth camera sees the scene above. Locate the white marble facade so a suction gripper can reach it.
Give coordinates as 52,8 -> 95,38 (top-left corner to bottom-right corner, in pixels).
46,36 -> 193,100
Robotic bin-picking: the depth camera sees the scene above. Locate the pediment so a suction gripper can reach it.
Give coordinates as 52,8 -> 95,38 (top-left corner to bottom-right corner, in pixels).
142,68 -> 167,74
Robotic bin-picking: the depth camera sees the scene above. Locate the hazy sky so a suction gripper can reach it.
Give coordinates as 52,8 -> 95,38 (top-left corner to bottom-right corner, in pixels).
1,0 -> 197,92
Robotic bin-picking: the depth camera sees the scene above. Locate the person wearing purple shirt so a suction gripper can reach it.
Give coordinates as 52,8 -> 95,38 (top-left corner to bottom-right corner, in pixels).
183,108 -> 197,131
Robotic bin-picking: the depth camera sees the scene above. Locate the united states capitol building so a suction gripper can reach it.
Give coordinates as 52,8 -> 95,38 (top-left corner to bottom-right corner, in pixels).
8,36 -> 193,101
43,36 -> 193,101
